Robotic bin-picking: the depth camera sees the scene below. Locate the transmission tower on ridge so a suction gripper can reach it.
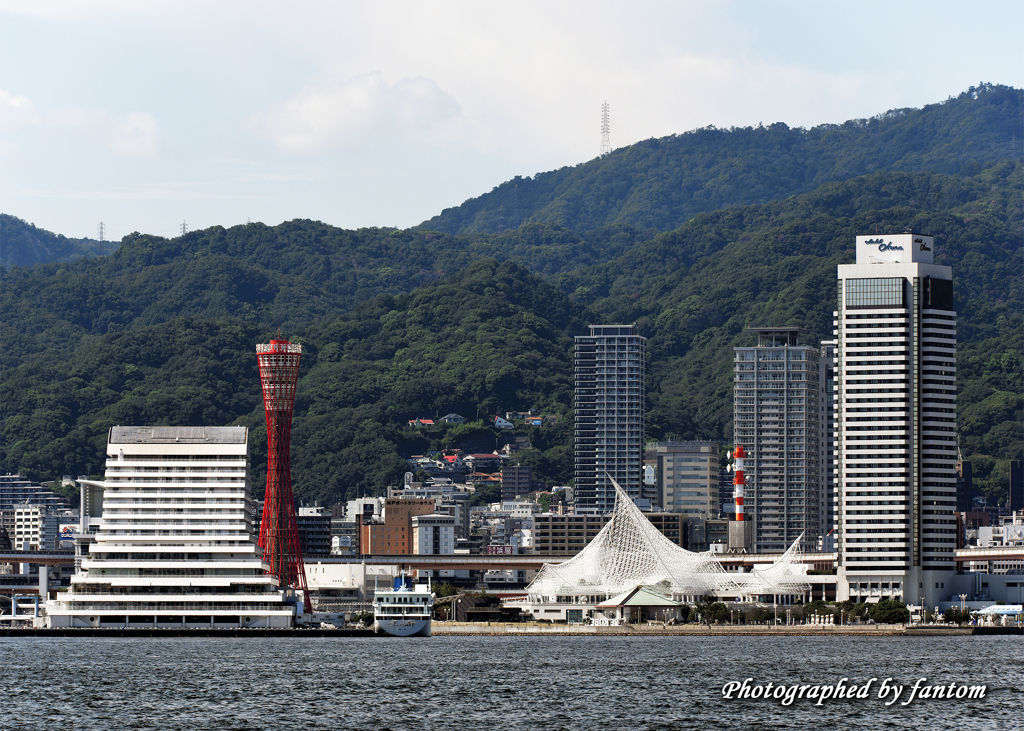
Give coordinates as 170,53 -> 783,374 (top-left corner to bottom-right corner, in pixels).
600,101 -> 611,155
97,222 -> 105,241
256,337 -> 311,612
180,220 -> 188,236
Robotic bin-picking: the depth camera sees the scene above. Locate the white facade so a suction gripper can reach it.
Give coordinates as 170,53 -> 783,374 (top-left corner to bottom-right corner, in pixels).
574,324 -> 646,513
412,513 -> 455,555
48,426 -> 293,628
836,233 -> 958,608
14,505 -> 49,550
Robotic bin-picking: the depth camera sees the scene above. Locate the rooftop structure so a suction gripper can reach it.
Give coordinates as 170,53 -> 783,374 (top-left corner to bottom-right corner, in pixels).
525,477 -> 810,603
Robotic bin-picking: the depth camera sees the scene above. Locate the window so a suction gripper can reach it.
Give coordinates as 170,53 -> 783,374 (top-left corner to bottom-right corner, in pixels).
846,278 -> 904,309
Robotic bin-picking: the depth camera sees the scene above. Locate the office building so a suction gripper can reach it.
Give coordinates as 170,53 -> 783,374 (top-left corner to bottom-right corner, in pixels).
360,498 -> 436,555
956,448 -> 973,515
297,505 -> 332,559
1010,461 -> 1023,514
532,512 -> 687,555
646,441 -> 719,519
734,327 -> 822,552
412,513 -> 456,555
835,232 -> 957,608
574,324 -> 645,514
47,426 -> 293,628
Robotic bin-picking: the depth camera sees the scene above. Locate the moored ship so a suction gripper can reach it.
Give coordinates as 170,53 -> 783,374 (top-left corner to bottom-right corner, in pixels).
372,575 -> 434,637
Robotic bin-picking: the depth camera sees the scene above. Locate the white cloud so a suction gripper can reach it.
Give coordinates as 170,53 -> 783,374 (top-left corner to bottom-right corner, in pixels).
20,185 -> 251,201
0,88 -> 41,131
106,112 -> 161,159
0,88 -> 160,159
241,173 -> 315,183
250,72 -> 461,154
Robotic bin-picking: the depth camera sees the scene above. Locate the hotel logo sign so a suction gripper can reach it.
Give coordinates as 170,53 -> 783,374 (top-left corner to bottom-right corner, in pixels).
865,238 -> 904,252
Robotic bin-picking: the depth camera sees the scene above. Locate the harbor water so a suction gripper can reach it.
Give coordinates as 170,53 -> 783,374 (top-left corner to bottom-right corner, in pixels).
2,635 -> 1020,730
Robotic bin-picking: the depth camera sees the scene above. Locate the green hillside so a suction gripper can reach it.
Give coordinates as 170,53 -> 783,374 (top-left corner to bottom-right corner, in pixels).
419,83 -> 1022,235
1,214 -> 119,270
0,85 -> 1020,507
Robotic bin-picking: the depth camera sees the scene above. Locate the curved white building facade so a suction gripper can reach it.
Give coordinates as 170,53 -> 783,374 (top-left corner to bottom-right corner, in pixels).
48,426 -> 294,628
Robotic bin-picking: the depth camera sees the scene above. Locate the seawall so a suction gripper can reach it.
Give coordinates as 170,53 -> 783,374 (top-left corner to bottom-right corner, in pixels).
431,622 -> 1022,637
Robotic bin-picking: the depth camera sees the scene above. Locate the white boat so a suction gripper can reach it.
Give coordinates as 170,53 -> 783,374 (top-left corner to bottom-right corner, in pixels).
372,574 -> 435,637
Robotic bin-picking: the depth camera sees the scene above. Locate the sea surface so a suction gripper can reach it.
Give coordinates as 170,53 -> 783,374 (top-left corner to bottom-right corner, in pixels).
1,635 -> 1020,730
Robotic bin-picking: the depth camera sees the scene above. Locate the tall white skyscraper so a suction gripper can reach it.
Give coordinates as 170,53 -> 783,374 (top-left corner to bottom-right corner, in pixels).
836,232 -> 957,609
733,328 -> 821,552
574,324 -> 645,514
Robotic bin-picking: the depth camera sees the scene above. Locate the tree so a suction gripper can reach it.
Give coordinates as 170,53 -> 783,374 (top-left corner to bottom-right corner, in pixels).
696,595 -> 729,625
869,599 -> 910,624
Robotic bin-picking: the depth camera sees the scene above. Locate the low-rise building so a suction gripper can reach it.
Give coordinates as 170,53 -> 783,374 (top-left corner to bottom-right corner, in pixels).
532,512 -> 689,555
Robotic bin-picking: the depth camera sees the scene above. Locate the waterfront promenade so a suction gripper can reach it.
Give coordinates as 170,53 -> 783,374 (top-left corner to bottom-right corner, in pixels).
2,623 -> 1018,638
431,622 -> 1020,636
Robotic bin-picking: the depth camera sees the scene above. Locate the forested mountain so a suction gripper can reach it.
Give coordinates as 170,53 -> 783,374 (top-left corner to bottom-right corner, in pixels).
1,214 -> 118,270
419,84 -> 1022,235
1,85 -> 1020,506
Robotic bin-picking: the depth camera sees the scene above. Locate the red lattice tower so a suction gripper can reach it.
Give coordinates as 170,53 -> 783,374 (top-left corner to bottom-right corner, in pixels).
256,338 -> 311,612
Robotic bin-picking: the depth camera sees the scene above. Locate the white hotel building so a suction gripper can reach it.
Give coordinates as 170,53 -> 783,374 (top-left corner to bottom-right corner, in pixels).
48,426 -> 294,628
835,233 -> 958,608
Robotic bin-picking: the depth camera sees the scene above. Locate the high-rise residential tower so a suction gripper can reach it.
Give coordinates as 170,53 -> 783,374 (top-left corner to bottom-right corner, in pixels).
836,232 -> 957,608
819,339 -> 838,548
574,324 -> 645,514
733,327 -> 822,552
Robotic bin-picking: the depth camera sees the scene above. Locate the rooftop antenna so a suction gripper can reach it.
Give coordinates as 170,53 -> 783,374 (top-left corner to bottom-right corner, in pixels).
600,101 -> 611,155
97,222 -> 105,241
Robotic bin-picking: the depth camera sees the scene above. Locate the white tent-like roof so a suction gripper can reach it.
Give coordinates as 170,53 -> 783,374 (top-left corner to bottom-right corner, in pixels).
526,477 -> 810,601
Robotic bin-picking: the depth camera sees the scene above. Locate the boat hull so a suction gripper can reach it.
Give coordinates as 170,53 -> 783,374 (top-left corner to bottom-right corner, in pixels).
375,618 -> 431,637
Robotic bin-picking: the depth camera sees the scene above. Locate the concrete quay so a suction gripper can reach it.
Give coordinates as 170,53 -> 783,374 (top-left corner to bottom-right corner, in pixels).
432,622 -> 1022,637
0,627 -> 379,638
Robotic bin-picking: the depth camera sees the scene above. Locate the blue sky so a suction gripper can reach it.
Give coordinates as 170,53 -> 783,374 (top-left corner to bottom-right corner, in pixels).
1,0 -> 1021,242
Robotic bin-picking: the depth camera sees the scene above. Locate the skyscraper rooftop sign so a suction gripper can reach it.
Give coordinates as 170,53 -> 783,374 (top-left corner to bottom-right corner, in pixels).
856,233 -> 934,265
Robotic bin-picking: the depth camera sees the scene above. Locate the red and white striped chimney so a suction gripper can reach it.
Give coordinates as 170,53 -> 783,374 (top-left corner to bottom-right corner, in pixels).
732,446 -> 746,522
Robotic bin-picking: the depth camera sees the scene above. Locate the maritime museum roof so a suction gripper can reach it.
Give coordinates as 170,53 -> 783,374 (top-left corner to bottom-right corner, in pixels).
526,478 -> 810,601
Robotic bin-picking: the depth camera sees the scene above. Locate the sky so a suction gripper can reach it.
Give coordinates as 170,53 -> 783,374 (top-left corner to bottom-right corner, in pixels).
1,0 -> 1022,242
